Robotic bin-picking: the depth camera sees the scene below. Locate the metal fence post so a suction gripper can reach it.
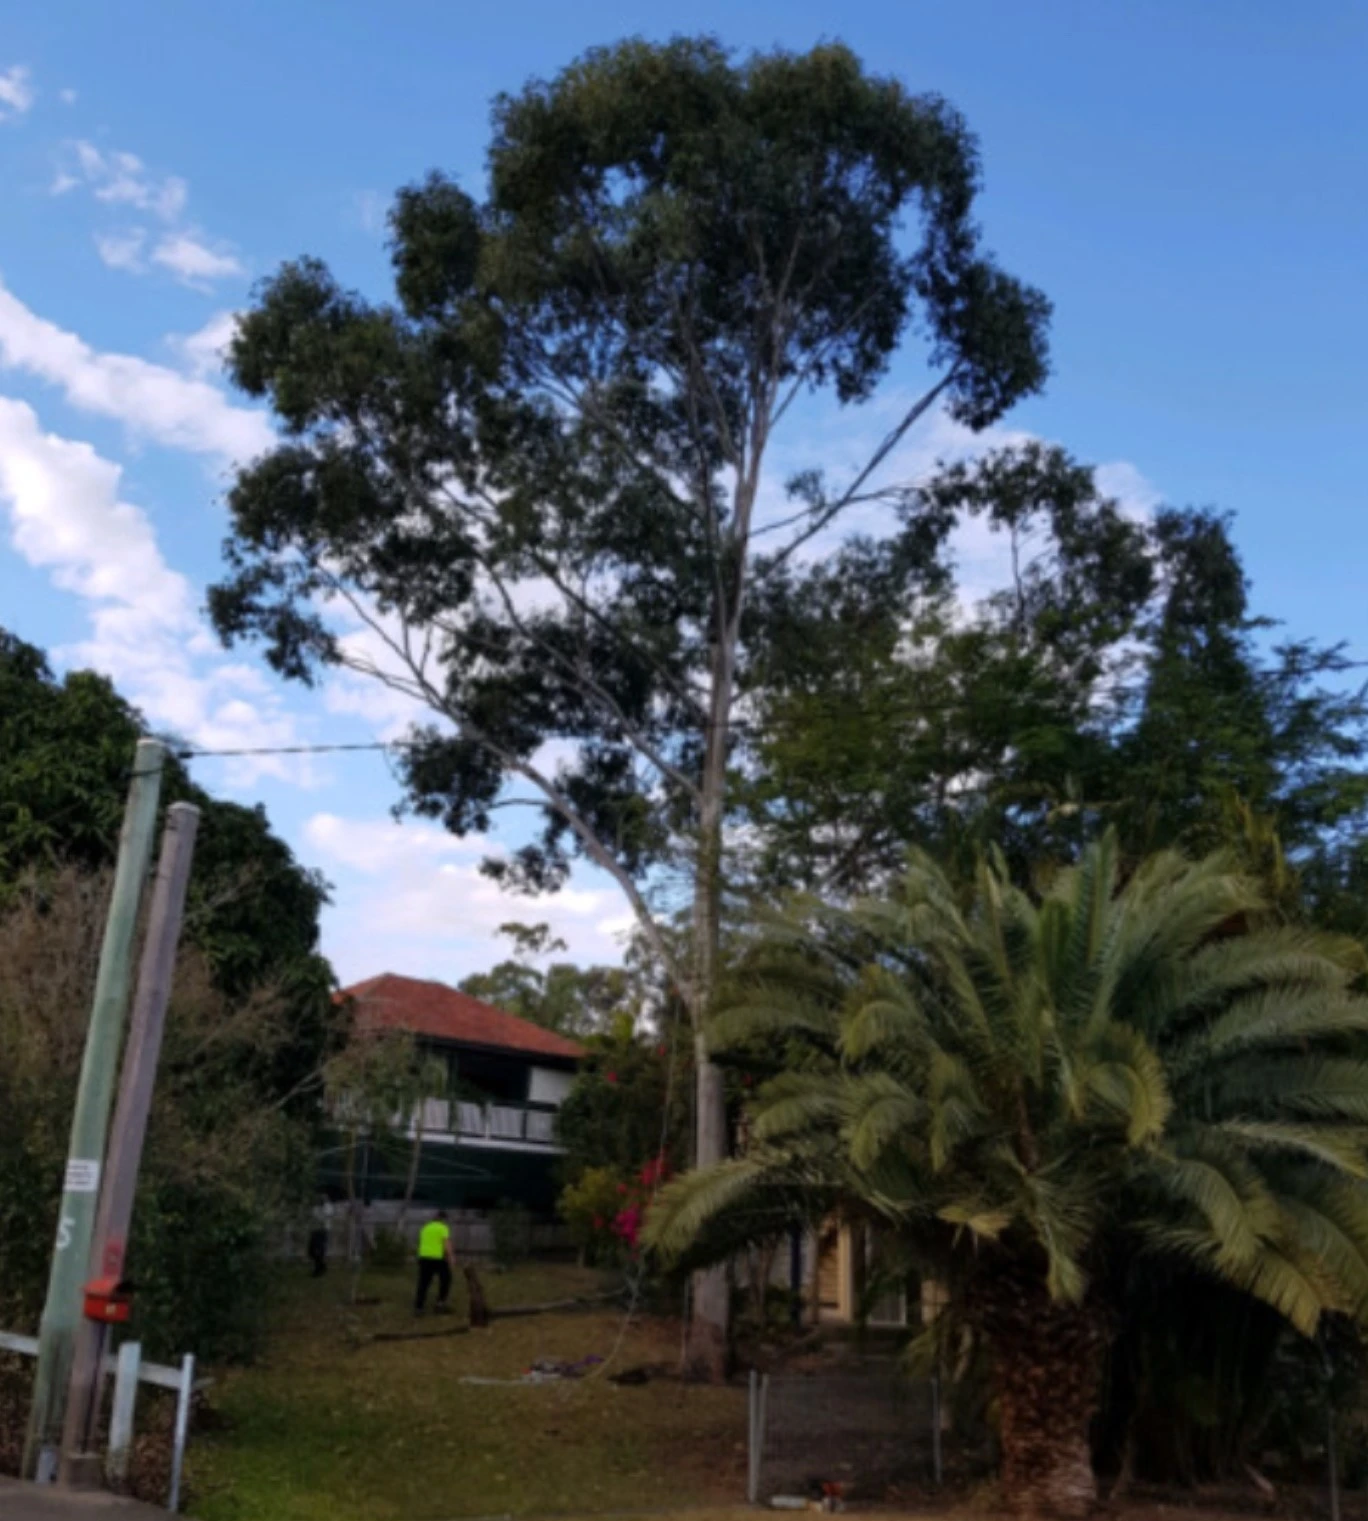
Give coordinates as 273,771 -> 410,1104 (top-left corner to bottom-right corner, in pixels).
931,1374 -> 943,1487
1328,1401 -> 1341,1521
748,1370 -> 759,1502
757,1374 -> 770,1501
105,1340 -> 141,1490
167,1352 -> 195,1513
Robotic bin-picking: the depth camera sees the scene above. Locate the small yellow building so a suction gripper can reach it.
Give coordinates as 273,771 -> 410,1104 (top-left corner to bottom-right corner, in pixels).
812,1222 -> 948,1330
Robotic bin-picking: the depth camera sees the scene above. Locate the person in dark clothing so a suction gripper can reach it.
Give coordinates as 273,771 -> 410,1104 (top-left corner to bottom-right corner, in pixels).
308,1197 -> 334,1277
414,1209 -> 456,1313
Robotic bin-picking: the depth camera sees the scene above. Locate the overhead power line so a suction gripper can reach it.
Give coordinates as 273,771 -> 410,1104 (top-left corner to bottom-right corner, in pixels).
164,653 -> 1368,764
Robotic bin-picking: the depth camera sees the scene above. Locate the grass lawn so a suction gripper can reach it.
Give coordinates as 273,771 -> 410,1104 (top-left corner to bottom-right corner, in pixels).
188,1261 -> 749,1521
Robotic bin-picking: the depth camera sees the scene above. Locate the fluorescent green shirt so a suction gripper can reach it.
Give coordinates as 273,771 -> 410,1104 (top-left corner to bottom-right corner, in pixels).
418,1220 -> 450,1260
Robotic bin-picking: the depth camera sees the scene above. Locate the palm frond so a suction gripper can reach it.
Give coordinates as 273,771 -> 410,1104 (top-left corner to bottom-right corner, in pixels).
842,1072 -> 925,1170
644,1155 -> 777,1259
1201,1057 -> 1368,1124
708,986 -> 841,1051
1219,1120 -> 1368,1178
750,1071 -> 846,1143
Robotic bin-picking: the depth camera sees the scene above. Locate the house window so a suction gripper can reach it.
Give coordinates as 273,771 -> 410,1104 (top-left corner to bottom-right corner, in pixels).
446,1048 -> 529,1103
527,1067 -> 574,1107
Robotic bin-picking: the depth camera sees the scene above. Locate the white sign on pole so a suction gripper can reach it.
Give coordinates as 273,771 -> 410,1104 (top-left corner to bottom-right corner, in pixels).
64,1160 -> 102,1193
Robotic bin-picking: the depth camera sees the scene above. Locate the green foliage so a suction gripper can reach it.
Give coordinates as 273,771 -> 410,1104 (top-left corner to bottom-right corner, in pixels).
559,1167 -> 628,1264
555,1015 -> 690,1188
0,628 -> 341,1112
132,1182 -> 278,1363
460,951 -> 637,1038
745,449 -> 1368,903
649,834 -> 1368,1493
0,871 -> 313,1362
367,1227 -> 410,1271
207,37 -> 1048,1022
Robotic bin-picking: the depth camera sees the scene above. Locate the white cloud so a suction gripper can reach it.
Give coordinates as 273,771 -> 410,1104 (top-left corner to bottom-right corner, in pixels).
56,140 -> 187,221
94,228 -> 147,273
353,189 -> 387,236
0,394 -> 307,784
0,66 -> 35,121
303,812 -> 630,985
0,396 -> 191,624
0,277 -> 272,462
169,309 -> 239,380
59,87 -> 77,106
51,139 -> 246,287
1095,459 -> 1163,519
151,232 -> 245,287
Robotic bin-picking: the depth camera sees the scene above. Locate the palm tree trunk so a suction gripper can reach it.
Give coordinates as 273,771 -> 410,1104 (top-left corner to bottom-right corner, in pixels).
977,1269 -> 1108,1518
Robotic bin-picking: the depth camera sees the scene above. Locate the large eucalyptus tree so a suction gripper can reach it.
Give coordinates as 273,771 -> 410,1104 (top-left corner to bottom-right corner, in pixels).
209,36 -> 1049,1372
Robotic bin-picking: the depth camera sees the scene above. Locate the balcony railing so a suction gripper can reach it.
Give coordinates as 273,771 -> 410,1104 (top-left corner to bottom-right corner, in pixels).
331,1096 -> 562,1148
416,1098 -> 560,1148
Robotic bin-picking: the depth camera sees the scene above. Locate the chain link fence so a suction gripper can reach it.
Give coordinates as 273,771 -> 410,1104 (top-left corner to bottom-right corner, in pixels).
747,1364 -> 944,1504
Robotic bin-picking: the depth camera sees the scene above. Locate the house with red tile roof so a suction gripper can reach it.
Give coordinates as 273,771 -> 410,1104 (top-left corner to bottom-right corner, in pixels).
326,973 -> 585,1214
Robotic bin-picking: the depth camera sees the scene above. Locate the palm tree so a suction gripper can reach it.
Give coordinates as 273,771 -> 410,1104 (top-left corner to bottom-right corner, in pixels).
646,835 -> 1368,1516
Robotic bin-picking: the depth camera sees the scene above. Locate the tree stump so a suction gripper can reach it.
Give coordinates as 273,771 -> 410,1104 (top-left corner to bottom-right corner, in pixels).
464,1263 -> 491,1327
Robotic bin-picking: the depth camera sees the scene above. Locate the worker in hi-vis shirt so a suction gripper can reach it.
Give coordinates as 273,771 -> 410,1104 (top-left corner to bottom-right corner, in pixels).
415,1209 -> 457,1313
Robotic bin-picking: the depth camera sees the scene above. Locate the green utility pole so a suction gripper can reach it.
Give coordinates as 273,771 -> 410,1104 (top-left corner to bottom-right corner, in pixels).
62,802 -> 201,1485
22,738 -> 166,1483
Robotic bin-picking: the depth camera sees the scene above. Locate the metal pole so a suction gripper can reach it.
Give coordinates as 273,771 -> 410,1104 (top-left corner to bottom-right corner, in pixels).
757,1373 -> 769,1502
931,1374 -> 943,1488
105,1341 -> 141,1490
23,739 -> 166,1481
167,1353 -> 195,1513
1328,1403 -> 1340,1521
747,1370 -> 758,1503
61,803 -> 200,1477
788,1225 -> 802,1329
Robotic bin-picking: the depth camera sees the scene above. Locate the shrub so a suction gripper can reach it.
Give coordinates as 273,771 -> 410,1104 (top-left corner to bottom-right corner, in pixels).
368,1226 -> 409,1270
559,1167 -> 627,1265
0,871 -> 314,1363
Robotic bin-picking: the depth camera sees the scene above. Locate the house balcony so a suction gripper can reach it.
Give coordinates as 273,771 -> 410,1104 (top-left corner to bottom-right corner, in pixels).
403,1097 -> 561,1150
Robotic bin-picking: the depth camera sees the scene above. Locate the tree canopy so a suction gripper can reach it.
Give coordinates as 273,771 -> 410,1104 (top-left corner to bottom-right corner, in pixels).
741,445 -> 1368,905
0,626 -> 339,1107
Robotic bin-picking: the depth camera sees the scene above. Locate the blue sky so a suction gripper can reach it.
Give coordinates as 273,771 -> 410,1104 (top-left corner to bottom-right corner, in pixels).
1,1 -> 1364,986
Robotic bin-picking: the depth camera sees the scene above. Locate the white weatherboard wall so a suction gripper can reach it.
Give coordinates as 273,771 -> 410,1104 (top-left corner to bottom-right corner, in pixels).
528,1067 -> 574,1107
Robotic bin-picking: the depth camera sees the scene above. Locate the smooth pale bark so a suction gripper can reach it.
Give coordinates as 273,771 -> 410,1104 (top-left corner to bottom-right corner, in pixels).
682,633 -> 737,1380
684,1057 -> 729,1378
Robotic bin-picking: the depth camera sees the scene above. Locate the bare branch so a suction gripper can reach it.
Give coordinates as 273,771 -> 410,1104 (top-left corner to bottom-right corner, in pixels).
761,372 -> 959,576
319,571 -> 687,990
478,562 -> 704,806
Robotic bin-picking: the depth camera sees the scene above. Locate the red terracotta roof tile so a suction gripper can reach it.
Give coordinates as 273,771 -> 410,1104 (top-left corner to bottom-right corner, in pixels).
337,972 -> 584,1061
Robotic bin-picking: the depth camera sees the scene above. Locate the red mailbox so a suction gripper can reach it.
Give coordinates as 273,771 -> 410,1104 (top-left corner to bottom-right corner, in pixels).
83,1276 -> 134,1324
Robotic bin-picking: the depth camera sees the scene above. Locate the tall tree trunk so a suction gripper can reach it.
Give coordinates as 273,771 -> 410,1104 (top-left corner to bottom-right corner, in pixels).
686,1047 -> 730,1377
395,1104 -> 426,1241
977,1268 -> 1108,1518
683,639 -> 734,1380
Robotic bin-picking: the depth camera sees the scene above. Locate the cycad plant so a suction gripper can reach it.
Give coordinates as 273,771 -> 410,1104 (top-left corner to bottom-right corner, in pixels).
646,835 -> 1368,1515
